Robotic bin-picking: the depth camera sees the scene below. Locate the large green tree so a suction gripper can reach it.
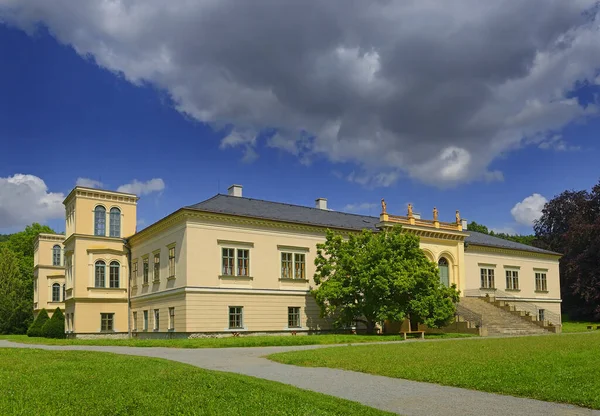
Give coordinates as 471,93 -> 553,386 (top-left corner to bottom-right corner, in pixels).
534,183 -> 600,320
312,226 -> 460,334
0,247 -> 33,334
0,223 -> 56,334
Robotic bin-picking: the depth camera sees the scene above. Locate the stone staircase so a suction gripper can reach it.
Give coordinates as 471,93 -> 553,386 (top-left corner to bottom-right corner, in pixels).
458,297 -> 550,336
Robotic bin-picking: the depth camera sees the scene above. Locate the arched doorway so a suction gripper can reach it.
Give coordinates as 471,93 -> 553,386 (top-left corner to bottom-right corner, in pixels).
438,257 -> 450,287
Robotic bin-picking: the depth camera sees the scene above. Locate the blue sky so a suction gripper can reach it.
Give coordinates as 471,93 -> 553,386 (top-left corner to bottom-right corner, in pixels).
1,2 -> 600,235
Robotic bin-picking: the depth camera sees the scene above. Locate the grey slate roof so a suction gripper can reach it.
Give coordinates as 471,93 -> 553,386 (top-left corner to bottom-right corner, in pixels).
186,194 -> 380,231
464,230 -> 559,255
186,194 -> 559,256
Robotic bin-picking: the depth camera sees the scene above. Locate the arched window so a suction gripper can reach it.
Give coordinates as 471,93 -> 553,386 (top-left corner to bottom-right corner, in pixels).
95,260 -> 106,288
109,207 -> 121,238
438,257 -> 449,287
52,245 -> 61,266
109,261 -> 120,288
94,206 -> 106,236
52,283 -> 61,302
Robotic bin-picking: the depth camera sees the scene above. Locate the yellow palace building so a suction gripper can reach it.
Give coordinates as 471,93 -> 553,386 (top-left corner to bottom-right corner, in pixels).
33,185 -> 562,338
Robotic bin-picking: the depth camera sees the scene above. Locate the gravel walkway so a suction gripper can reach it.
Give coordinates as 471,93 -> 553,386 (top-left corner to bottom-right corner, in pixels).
1,339 -> 597,416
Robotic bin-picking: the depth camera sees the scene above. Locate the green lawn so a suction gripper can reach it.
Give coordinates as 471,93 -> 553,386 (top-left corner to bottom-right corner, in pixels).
269,332 -> 600,409
0,348 -> 391,416
0,332 -> 472,348
562,321 -> 600,333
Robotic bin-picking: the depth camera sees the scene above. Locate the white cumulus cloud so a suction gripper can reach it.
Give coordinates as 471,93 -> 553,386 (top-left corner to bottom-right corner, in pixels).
511,193 -> 548,226
0,174 -> 64,229
116,178 -> 165,196
75,177 -> 104,188
2,1 -> 600,187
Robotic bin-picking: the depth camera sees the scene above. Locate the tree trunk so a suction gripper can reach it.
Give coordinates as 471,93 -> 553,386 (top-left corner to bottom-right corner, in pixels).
365,320 -> 377,335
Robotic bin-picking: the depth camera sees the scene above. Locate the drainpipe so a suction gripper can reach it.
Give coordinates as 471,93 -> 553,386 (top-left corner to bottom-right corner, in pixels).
125,239 -> 132,339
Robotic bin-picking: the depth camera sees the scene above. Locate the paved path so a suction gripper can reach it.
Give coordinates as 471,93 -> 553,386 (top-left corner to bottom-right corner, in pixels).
1,339 -> 598,416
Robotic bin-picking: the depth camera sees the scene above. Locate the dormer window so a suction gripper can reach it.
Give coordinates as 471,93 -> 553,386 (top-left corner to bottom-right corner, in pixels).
94,206 -> 106,236
109,207 -> 121,238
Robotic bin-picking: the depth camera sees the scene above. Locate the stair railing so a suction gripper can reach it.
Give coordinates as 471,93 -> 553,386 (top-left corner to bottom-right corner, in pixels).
465,288 -> 561,327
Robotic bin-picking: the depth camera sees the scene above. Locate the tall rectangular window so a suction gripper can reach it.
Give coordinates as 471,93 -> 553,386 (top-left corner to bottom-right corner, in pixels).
281,253 -> 293,278
153,253 -> 160,281
294,254 -> 305,279
94,206 -> 106,236
237,249 -> 249,276
222,248 -> 235,275
168,307 -> 175,330
229,306 -> 243,329
143,257 -> 149,284
132,311 -> 138,331
480,268 -> 495,289
288,307 -> 301,328
132,261 -> 138,278
143,310 -> 148,331
100,313 -> 114,331
168,246 -> 175,278
535,272 -> 548,291
538,309 -> 545,322
153,309 -> 160,331
505,270 -> 519,290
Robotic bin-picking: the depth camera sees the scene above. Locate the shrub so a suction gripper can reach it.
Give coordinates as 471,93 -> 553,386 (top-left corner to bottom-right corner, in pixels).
41,308 -> 65,339
27,309 -> 49,337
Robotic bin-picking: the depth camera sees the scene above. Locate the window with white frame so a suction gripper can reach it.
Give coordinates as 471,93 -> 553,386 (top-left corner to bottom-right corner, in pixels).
480,268 -> 495,289
94,206 -> 106,236
153,252 -> 160,281
153,309 -> 160,330
293,254 -> 305,279
535,272 -> 548,291
538,309 -> 545,322
505,269 -> 519,290
229,306 -> 243,329
109,261 -> 120,288
95,261 -> 106,288
281,252 -> 293,278
143,310 -> 148,331
168,245 -> 175,278
52,283 -> 61,302
52,245 -> 61,266
132,311 -> 138,331
288,307 -> 301,328
168,307 -> 175,330
221,248 -> 250,276
237,249 -> 249,276
142,257 -> 149,284
101,313 -> 114,331
132,260 -> 138,286
109,207 -> 121,238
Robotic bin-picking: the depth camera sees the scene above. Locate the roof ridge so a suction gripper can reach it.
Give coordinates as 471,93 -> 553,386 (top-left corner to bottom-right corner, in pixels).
189,193 -> 379,220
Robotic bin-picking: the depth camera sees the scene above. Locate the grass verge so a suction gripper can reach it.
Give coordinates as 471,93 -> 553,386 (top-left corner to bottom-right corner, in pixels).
268,332 -> 600,409
0,348 -> 392,416
0,332 -> 472,348
562,321 -> 600,333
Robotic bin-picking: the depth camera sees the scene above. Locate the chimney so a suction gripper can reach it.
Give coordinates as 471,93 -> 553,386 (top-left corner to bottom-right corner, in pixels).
315,198 -> 328,210
462,219 -> 468,230
228,184 -> 243,197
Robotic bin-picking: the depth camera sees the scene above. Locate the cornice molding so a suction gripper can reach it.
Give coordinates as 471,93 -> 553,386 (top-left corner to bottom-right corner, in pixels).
64,233 -> 127,246
87,248 -> 127,256
63,186 -> 138,206
466,244 -> 561,260
128,209 -> 359,246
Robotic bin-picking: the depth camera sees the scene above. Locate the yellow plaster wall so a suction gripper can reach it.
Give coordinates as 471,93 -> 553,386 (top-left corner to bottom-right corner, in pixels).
66,300 -> 128,333
130,223 -> 187,298
418,237 -> 465,292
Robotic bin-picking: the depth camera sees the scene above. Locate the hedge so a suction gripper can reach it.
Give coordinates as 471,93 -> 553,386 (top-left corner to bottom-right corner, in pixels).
41,308 -> 66,339
27,308 -> 49,337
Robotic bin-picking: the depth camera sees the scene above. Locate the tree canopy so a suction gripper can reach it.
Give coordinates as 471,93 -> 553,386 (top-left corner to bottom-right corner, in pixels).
467,221 -> 536,246
0,223 -> 56,334
534,182 -> 600,320
312,226 -> 459,334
